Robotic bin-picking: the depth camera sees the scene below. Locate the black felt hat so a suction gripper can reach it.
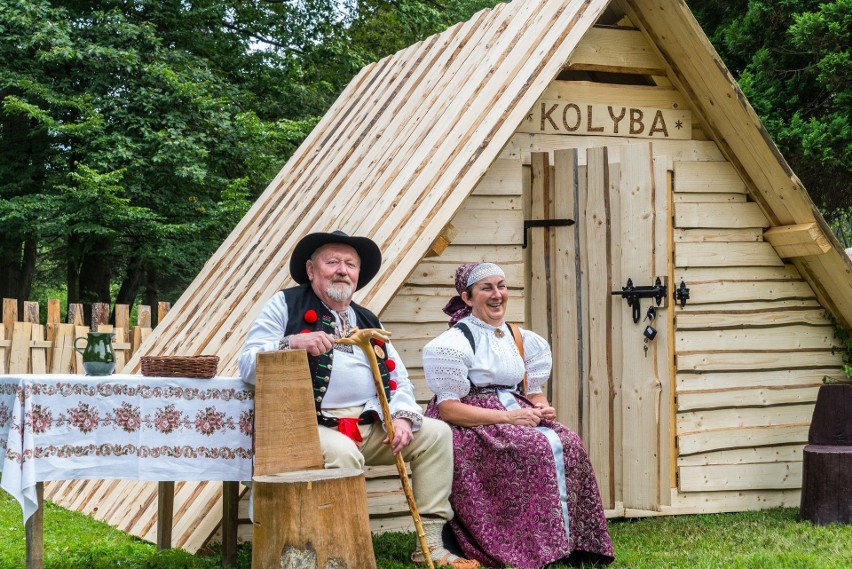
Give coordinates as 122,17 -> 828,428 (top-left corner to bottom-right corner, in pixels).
290,230 -> 382,289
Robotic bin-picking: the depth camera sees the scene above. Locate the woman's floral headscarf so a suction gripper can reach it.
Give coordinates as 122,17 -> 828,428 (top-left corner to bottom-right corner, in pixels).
442,262 -> 505,325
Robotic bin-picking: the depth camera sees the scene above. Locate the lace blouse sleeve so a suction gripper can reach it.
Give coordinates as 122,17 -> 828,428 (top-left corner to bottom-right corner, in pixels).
521,328 -> 552,395
422,327 -> 474,403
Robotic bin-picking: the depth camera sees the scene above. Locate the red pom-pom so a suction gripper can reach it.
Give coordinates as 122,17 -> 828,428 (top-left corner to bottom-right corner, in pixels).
386,359 -> 396,372
304,309 -> 318,324
300,329 -> 311,334
374,339 -> 385,347
389,380 -> 398,391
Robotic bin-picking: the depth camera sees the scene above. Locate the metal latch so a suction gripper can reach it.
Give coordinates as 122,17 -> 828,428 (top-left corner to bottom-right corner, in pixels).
522,218 -> 575,248
611,277 -> 668,323
674,279 -> 690,308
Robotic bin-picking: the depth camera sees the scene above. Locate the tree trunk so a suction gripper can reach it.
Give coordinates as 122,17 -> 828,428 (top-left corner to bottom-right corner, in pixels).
115,253 -> 145,305
143,267 -> 159,325
0,239 -> 22,301
67,255 -> 81,306
18,238 -> 37,301
0,238 -> 37,303
78,238 -> 113,303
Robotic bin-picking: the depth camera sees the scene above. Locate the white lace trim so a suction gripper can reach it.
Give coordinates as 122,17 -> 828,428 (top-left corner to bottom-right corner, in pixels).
423,316 -> 552,403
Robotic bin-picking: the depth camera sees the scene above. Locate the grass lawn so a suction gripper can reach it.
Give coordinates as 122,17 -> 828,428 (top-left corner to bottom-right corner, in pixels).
1,489 -> 850,568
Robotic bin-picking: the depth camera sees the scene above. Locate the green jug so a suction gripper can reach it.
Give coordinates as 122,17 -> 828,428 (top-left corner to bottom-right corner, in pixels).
74,332 -> 116,376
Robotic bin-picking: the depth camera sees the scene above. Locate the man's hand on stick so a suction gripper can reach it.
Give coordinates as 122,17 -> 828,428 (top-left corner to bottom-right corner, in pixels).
386,418 -> 413,454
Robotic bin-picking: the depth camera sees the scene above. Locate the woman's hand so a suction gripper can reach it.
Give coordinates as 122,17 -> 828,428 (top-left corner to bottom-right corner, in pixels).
533,402 -> 557,420
505,407 -> 543,426
527,393 -> 556,421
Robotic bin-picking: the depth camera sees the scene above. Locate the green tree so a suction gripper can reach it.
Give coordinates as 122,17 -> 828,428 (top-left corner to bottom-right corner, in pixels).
0,0 -> 314,316
691,0 -> 852,243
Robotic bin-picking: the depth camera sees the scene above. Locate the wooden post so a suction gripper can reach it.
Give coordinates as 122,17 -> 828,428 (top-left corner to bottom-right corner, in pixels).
0,326 -> 7,374
157,301 -> 171,327
25,482 -> 44,569
221,481 -> 241,569
67,304 -> 85,326
3,298 -> 17,371
92,302 -> 110,329
2,298 -> 16,342
157,481 -> 175,550
155,300 -> 176,550
9,322 -> 34,374
252,469 -> 376,569
24,301 -> 39,324
131,305 -> 152,355
49,324 -> 75,374
72,324 -> 90,375
137,305 -> 152,328
46,300 -> 61,369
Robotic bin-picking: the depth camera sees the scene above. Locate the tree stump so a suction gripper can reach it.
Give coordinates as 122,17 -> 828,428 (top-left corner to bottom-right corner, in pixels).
799,384 -> 852,525
251,468 -> 376,569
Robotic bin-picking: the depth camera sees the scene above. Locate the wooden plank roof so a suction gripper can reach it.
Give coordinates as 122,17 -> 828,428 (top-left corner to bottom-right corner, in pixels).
123,0 -> 613,378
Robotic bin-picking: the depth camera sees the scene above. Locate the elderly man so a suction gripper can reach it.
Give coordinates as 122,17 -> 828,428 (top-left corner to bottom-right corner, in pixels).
238,230 -> 479,568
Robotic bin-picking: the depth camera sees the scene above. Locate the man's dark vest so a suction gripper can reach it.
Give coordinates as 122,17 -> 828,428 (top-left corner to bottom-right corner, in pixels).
282,283 -> 392,428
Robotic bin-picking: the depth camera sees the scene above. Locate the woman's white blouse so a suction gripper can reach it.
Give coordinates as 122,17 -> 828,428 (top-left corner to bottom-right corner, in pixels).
422,315 -> 552,403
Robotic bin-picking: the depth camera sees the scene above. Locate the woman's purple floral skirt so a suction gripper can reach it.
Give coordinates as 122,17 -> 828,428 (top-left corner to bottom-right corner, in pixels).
426,390 -> 614,568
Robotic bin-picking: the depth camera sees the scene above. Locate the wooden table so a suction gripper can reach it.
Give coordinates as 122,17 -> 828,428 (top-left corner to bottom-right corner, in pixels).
0,374 -> 253,569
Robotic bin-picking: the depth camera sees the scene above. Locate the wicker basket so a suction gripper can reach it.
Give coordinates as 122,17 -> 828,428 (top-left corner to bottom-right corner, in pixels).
140,355 -> 219,379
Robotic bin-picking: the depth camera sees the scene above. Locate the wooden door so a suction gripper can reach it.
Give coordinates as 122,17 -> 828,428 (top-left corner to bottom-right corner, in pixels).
526,143 -> 672,512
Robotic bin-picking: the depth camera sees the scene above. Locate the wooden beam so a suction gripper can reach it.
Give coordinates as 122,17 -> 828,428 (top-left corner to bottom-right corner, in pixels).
567,27 -> 667,75
423,223 -> 459,258
764,223 -> 831,258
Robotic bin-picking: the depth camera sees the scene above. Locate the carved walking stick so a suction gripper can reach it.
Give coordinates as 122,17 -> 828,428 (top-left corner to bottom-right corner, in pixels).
336,328 -> 434,569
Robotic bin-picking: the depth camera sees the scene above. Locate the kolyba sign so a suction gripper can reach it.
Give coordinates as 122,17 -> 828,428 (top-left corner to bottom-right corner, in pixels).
519,101 -> 692,140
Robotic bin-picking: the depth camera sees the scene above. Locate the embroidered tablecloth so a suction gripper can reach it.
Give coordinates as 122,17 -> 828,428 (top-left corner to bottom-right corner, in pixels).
0,374 -> 254,523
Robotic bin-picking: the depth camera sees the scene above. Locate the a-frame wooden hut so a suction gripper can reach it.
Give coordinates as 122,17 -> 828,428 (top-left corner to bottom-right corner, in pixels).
45,0 -> 851,552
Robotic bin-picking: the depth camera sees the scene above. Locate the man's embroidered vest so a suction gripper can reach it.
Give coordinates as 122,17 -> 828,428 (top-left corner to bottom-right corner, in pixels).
282,283 -> 392,428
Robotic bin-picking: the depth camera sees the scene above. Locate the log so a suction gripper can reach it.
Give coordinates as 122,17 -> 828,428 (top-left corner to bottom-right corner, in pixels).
252,468 -> 376,569
799,384 -> 852,525
800,446 -> 852,525
807,384 -> 852,446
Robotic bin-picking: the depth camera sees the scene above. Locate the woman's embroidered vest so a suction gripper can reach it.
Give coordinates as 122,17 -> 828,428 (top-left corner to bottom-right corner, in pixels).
282,283 -> 392,428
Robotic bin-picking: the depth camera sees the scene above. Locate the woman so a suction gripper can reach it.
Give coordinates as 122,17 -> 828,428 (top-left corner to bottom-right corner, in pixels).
422,262 -> 614,569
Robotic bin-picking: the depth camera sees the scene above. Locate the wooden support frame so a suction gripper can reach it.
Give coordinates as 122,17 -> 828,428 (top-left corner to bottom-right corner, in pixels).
424,223 -> 459,258
764,223 -> 831,258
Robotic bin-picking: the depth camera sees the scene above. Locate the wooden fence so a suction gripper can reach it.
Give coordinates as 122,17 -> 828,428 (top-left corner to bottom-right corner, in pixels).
0,298 -> 170,375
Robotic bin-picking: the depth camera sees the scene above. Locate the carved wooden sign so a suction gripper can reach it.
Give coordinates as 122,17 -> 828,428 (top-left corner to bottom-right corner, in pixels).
518,100 -> 692,140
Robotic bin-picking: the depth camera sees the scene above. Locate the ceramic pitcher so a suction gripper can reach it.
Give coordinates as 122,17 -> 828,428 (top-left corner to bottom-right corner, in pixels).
74,332 -> 116,376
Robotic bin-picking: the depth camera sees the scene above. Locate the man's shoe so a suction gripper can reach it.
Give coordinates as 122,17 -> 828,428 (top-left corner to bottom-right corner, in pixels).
411,549 -> 481,568
410,519 -> 481,568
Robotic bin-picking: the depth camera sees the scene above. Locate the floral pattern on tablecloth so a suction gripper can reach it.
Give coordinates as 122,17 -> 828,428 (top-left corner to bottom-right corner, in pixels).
1,374 -> 255,523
